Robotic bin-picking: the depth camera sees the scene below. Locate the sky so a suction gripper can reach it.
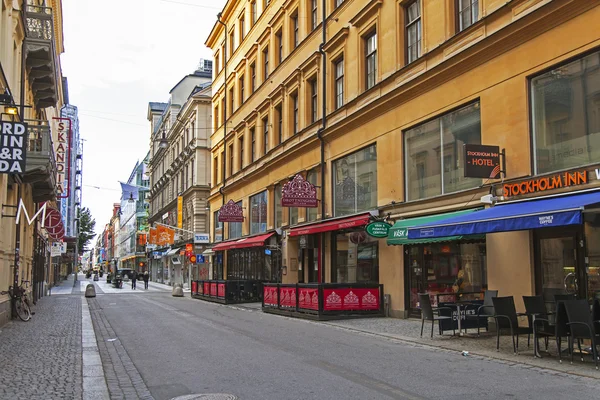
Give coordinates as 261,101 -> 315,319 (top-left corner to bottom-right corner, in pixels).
61,0 -> 227,239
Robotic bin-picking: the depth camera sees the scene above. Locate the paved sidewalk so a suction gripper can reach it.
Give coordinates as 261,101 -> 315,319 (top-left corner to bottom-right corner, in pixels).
0,294 -> 83,399
319,316 -> 600,378
147,280 -> 191,293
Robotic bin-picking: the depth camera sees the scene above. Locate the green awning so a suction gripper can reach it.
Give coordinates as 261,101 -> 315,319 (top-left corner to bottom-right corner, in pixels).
387,209 -> 484,245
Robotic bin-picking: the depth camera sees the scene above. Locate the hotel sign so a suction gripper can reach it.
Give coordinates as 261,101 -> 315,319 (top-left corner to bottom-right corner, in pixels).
218,199 -> 244,222
52,117 -> 71,198
0,121 -> 27,174
464,144 -> 501,179
503,170 -> 588,198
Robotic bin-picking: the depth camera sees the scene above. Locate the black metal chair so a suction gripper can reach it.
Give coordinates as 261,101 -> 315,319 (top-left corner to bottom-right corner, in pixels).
419,293 -> 454,338
563,299 -> 600,369
554,300 -> 572,363
523,295 -> 555,356
464,290 -> 498,336
492,296 -> 531,354
592,298 -> 600,332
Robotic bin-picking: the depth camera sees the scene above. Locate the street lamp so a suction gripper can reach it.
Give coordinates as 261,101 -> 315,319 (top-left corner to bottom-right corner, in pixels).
156,128 -> 168,149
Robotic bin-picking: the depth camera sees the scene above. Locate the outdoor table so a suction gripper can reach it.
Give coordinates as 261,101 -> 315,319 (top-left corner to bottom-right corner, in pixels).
438,300 -> 483,336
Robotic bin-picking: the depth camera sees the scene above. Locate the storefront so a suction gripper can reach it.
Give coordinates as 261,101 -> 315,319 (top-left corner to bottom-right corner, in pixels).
387,209 -> 487,315
407,187 -> 600,305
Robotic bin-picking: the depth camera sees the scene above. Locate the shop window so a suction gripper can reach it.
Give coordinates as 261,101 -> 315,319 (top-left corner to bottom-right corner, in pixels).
213,252 -> 224,280
406,242 -> 487,310
404,102 -> 481,201
274,183 -> 283,227
531,50 -> 600,175
331,232 -> 378,284
289,207 -> 298,226
214,210 -> 223,242
229,201 -> 243,239
250,190 -> 268,234
333,144 -> 378,217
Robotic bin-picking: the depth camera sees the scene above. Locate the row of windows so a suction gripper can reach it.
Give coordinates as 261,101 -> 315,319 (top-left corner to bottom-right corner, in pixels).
213,48 -> 600,240
214,0 -> 481,125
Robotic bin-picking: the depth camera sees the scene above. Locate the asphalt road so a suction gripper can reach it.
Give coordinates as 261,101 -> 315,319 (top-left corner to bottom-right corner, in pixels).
89,286 -> 600,400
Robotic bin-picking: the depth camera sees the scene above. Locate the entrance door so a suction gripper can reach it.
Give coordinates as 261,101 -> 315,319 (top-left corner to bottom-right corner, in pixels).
305,234 -> 320,283
405,246 -> 425,316
535,228 -> 585,301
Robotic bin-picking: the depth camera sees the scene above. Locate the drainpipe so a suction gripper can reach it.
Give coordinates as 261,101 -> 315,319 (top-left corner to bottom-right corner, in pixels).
217,13 -> 227,209
317,0 -> 327,284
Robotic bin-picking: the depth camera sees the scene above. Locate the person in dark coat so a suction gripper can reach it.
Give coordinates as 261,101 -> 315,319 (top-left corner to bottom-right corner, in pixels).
131,271 -> 137,290
143,271 -> 149,289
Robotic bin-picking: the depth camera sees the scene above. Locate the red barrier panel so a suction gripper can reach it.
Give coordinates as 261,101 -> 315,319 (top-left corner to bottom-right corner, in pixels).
280,287 -> 296,308
323,287 -> 380,311
217,283 -> 226,298
298,288 -> 319,310
191,281 -> 198,294
263,285 -> 279,306
210,282 -> 217,296
203,282 -> 209,295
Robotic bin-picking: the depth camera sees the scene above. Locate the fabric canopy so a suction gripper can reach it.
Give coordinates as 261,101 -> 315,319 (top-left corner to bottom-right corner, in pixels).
289,213 -> 371,237
164,247 -> 181,257
387,209 -> 482,245
212,232 -> 274,251
408,191 -> 600,239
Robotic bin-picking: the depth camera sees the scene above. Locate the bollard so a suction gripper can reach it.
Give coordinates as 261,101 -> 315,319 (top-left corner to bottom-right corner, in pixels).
172,283 -> 184,297
85,284 -> 96,298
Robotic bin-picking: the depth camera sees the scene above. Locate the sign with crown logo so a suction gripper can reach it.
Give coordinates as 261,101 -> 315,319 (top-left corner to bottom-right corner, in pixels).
281,174 -> 318,208
218,199 -> 244,222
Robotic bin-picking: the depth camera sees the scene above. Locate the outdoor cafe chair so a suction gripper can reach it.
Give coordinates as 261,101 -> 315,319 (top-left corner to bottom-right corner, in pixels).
554,300 -> 572,363
492,296 -> 531,354
563,299 -> 600,369
463,290 -> 498,336
523,295 -> 555,356
419,293 -> 454,338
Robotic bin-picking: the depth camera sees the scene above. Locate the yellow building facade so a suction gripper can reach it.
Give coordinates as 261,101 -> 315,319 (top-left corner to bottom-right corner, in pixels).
0,0 -> 67,326
207,0 -> 600,317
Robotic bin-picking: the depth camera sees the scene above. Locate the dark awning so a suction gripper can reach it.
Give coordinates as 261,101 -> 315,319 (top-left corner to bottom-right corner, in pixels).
408,191 -> 600,239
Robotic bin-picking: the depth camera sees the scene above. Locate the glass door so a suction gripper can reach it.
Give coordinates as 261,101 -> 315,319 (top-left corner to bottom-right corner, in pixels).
536,228 -> 582,302
406,246 -> 425,315
584,213 -> 600,302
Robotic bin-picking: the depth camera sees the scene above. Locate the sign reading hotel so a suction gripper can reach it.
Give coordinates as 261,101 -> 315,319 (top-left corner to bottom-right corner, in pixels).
0,121 -> 27,174
464,144 -> 501,179
281,174 -> 318,208
218,199 -> 244,222
503,170 -> 588,198
52,117 -> 71,198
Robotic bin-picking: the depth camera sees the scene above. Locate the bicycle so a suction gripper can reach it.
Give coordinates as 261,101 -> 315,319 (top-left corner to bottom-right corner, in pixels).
8,280 -> 32,322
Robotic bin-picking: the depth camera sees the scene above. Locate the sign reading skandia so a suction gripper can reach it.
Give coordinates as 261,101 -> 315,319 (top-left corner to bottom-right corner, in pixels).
503,170 -> 588,198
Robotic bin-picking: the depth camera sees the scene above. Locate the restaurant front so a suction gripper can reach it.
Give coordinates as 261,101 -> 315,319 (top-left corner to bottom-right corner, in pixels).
407,169 -> 600,310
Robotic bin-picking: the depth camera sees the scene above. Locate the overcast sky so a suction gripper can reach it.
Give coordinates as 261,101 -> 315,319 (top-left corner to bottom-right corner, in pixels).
61,0 -> 226,239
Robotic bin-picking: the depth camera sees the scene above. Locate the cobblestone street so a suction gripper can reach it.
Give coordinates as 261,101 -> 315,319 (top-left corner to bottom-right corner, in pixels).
0,293 -> 82,400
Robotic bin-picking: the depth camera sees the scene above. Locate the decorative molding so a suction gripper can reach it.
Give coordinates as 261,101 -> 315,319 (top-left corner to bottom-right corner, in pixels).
323,27 -> 349,53
349,0 -> 383,28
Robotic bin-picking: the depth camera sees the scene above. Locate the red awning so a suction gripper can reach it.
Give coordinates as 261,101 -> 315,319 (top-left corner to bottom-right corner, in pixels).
212,232 -> 275,251
289,213 -> 372,236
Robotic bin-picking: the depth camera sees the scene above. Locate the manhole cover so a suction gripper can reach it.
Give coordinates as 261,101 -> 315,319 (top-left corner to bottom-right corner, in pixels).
170,395 -> 238,400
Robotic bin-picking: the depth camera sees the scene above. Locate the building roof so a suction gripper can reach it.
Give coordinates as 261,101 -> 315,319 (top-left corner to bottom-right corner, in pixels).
149,102 -> 168,112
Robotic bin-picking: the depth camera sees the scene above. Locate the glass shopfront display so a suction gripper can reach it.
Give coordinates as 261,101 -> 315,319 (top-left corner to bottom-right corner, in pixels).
227,248 -> 280,282
331,230 -> 379,284
405,241 -> 487,313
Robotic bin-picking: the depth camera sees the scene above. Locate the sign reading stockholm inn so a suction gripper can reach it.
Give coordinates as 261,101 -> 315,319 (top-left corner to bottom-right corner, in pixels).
52,117 -> 71,198
0,121 -> 27,174
281,174 -> 318,208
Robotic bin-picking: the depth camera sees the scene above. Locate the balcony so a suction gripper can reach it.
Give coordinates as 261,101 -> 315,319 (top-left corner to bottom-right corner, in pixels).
22,119 -> 57,202
24,5 -> 58,109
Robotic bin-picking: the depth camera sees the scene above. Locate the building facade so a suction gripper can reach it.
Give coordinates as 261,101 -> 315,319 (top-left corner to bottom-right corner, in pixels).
147,62 -> 213,287
206,0 -> 600,316
118,155 -> 150,272
0,0 -> 69,326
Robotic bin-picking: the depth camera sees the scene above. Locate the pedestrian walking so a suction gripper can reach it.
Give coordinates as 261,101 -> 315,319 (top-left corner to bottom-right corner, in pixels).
131,271 -> 137,290
143,271 -> 149,290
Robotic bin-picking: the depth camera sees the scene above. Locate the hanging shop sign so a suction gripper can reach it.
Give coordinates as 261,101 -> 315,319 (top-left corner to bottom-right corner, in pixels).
218,199 -> 244,222
464,144 -> 501,179
157,225 -> 175,246
177,196 -> 183,228
281,174 -> 318,208
365,221 -> 392,238
149,228 -> 158,245
503,170 -> 588,198
52,117 -> 72,198
186,243 -> 193,252
193,233 -> 209,244
0,121 -> 27,174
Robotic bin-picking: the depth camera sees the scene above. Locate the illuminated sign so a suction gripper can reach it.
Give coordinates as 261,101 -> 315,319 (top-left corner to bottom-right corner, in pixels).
177,196 -> 183,228
52,117 -> 71,198
464,144 -> 501,179
503,170 -> 588,198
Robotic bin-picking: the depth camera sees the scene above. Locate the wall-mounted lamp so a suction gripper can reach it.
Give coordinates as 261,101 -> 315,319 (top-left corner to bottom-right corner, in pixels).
4,105 -> 18,115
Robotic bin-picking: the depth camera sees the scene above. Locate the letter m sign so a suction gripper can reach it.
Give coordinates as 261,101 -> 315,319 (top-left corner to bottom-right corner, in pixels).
15,200 -> 48,227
